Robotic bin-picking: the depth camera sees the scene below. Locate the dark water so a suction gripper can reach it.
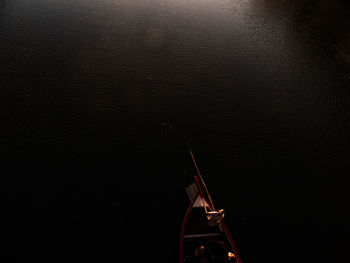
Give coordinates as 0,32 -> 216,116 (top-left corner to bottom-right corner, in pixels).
1,0 -> 349,262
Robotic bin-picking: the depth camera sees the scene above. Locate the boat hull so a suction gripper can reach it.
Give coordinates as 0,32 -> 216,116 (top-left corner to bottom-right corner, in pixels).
179,177 -> 242,263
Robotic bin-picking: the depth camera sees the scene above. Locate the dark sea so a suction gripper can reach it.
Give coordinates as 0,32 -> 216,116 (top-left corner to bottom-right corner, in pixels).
1,0 -> 349,262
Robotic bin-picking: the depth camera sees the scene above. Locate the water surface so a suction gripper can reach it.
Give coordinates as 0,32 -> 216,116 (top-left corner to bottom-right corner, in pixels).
1,1 -> 349,262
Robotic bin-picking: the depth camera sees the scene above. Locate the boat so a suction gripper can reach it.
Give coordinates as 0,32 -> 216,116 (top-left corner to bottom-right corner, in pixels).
179,146 -> 242,263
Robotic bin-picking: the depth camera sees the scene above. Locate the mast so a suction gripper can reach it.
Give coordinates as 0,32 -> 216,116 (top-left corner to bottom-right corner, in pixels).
187,144 -> 216,211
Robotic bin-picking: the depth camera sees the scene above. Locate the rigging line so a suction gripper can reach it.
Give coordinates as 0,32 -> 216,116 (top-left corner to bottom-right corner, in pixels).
188,144 -> 216,211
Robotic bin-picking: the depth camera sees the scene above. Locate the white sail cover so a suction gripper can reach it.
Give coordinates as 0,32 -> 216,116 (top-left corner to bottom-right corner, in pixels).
186,182 -> 210,208
193,195 -> 210,208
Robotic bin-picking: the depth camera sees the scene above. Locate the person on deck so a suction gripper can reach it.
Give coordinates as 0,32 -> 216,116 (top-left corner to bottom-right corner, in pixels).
207,239 -> 237,263
195,245 -> 208,263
